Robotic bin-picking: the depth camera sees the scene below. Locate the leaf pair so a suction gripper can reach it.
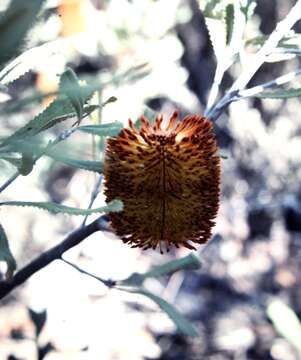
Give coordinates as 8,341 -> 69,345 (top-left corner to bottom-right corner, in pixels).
116,254 -> 202,337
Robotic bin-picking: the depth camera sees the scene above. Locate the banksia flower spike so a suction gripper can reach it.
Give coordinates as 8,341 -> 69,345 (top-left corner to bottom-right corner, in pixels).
104,111 -> 220,253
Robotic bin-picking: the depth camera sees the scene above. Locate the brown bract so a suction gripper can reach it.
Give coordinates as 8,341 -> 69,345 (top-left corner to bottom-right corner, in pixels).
104,111 -> 220,253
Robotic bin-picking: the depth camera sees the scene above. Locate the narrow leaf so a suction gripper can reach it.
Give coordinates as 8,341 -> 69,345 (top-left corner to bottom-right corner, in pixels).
0,223 -> 17,279
121,254 -> 201,287
48,153 -> 103,173
0,199 -> 123,216
60,68 -> 84,123
78,122 -> 123,137
125,288 -> 199,337
0,85 -> 96,147
0,40 -> 62,85
225,4 -> 235,45
256,87 -> 301,99
205,17 -> 227,58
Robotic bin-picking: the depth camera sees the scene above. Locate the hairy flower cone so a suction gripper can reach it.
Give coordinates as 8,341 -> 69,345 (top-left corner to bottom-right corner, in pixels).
104,111 -> 220,253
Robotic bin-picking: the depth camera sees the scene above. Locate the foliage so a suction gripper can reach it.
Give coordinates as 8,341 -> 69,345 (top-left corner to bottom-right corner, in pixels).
1,0 -> 301,345
0,0 -> 201,339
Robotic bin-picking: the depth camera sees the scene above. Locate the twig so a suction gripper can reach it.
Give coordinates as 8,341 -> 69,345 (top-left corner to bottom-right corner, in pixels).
81,175 -> 103,227
60,257 -> 115,288
0,171 -> 19,193
0,215 -> 110,300
206,66 -> 301,119
205,89 -> 238,121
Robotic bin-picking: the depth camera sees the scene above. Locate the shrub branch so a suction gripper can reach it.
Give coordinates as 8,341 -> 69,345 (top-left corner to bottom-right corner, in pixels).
205,0 -> 301,121
0,215 -> 110,300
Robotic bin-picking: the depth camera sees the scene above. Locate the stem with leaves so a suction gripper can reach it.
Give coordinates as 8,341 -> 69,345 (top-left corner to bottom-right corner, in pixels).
205,0 -> 301,121
0,215 -> 110,300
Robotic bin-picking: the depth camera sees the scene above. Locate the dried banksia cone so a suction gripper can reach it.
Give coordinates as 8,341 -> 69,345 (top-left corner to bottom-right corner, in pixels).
104,111 -> 220,253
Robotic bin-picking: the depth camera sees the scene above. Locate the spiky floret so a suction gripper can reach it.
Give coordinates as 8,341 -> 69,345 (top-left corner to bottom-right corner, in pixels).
104,110 -> 220,253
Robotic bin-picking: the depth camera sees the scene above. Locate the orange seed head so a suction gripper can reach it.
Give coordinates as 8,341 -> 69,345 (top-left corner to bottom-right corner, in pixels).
104,111 -> 220,253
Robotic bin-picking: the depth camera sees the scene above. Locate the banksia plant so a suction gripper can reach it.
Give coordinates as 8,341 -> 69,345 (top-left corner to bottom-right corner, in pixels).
104,111 -> 220,253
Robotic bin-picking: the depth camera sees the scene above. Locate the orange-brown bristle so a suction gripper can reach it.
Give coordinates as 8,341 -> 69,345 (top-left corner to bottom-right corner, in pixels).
104,111 -> 220,253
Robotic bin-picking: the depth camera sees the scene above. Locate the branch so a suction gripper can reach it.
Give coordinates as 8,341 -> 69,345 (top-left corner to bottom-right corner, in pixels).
205,0 -> 301,121
81,174 -> 103,227
0,215 -> 110,300
206,67 -> 301,120
230,0 -> 301,92
0,171 -> 19,193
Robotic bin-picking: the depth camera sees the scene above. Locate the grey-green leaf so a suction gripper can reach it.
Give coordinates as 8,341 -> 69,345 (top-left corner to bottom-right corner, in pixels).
0,223 -> 17,279
78,122 -> 123,137
0,70 -> 96,147
256,87 -> 301,99
225,4 -> 235,45
18,153 -> 35,176
48,153 -> 103,173
126,288 -> 199,337
0,199 -> 123,216
0,0 -> 46,67
60,68 -> 84,123
121,254 -> 201,287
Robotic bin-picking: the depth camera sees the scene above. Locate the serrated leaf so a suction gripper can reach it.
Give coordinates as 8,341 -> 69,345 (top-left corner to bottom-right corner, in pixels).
78,122 -> 123,137
0,223 -> 17,280
0,199 -> 123,216
0,0 -> 47,68
225,4 -> 235,45
0,39 -> 64,85
0,91 -> 45,115
205,17 -> 227,58
267,300 -> 301,352
0,74 -> 96,147
255,87 -> 301,99
60,68 -> 84,123
121,254 -> 201,287
125,288 -> 198,337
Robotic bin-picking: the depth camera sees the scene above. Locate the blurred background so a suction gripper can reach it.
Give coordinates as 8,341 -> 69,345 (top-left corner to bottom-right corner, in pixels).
1,0 -> 301,359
